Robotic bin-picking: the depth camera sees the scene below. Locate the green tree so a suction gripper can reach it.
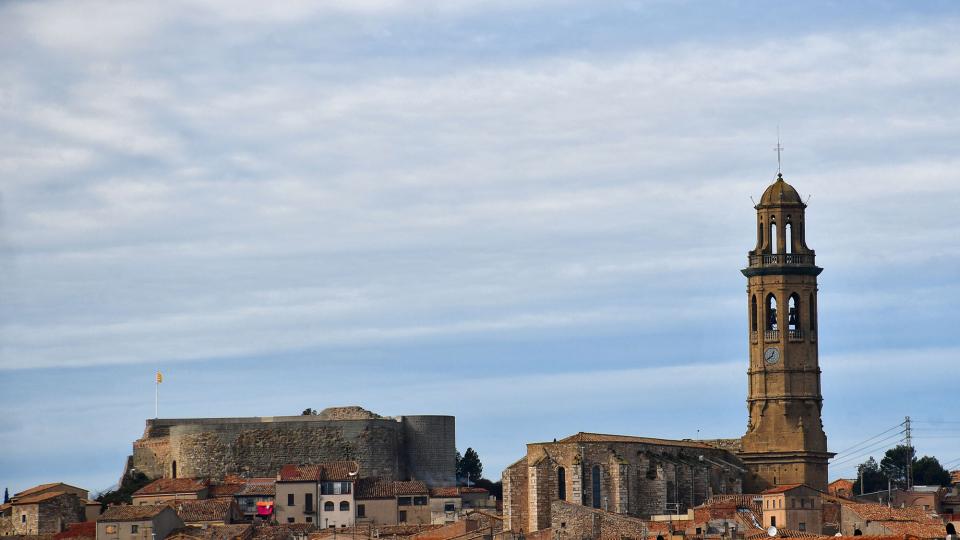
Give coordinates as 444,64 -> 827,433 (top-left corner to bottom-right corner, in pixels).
96,471 -> 151,509
3,487 -> 8,504
852,457 -> 887,494
880,445 -> 914,490
457,448 -> 483,484
302,408 -> 318,415
913,455 -> 951,487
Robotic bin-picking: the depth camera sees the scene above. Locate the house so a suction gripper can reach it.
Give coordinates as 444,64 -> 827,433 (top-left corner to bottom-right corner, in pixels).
172,499 -> 242,526
761,484 -> 823,534
55,521 -> 97,540
231,480 -> 275,522
5,491 -> 86,535
353,479 -> 430,526
838,500 -> 947,539
275,462 -> 359,529
132,479 -> 210,506
829,479 -> 856,500
96,505 -> 184,540
12,483 -> 90,503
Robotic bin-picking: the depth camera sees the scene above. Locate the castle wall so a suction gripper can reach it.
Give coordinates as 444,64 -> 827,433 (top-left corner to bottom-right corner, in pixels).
129,412 -> 455,487
401,415 -> 457,486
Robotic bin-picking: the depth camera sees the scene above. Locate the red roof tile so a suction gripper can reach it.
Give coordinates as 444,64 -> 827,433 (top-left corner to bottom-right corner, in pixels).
54,522 -> 96,540
134,478 -> 209,496
167,524 -> 253,540
762,483 -> 807,494
11,491 -> 73,505
278,462 -> 359,482
236,479 -> 276,496
355,479 -> 427,499
99,504 -> 172,522
173,499 -> 237,523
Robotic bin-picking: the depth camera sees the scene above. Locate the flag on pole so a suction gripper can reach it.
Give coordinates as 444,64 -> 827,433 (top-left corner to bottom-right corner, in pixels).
156,371 -> 163,384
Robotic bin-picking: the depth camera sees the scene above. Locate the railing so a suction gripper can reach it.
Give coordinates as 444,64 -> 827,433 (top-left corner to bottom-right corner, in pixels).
303,505 -> 315,514
748,253 -> 815,267
764,330 -> 779,342
788,329 -> 803,341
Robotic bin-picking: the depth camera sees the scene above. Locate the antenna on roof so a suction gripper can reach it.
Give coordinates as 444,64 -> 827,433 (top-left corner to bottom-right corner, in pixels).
750,196 -> 757,206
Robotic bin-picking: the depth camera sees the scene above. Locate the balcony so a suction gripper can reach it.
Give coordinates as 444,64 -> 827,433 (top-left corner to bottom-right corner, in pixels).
303,505 -> 315,514
788,329 -> 803,341
748,253 -> 815,267
764,330 -> 779,342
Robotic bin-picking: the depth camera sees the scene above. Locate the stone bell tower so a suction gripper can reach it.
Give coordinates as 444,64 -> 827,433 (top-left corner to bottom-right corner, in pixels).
739,173 -> 833,493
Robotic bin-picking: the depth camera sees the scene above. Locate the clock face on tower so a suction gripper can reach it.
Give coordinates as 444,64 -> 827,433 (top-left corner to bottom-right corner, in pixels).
764,347 -> 780,365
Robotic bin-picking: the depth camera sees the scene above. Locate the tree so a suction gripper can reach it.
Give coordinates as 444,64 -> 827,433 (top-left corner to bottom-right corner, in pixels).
3,487 -> 8,504
456,448 -> 483,484
913,455 -> 951,487
96,471 -> 151,509
880,445 -> 914,490
302,408 -> 318,415
471,478 -> 503,500
852,457 -> 887,494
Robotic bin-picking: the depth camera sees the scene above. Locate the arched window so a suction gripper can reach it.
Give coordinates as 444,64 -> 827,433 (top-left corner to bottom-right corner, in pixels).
557,467 -> 566,501
751,295 -> 758,332
809,293 -> 816,332
324,501 -> 334,512
591,465 -> 601,509
785,219 -> 793,254
171,461 -> 177,479
758,221 -> 764,249
340,501 -> 349,512
770,220 -> 778,254
788,293 -> 800,336
766,294 -> 778,331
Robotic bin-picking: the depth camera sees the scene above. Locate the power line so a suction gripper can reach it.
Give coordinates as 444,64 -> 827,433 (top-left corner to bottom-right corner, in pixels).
829,433 -> 907,469
832,429 -> 906,462
830,421 -> 905,458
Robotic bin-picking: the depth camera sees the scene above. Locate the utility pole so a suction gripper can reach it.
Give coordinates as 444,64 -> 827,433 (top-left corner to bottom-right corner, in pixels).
905,416 -> 913,491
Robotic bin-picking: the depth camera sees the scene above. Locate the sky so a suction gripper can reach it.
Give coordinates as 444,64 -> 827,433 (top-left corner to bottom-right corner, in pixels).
1,0 -> 959,496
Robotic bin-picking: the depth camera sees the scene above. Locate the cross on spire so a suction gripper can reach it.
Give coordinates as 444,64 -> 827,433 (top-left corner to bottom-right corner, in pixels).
774,128 -> 784,175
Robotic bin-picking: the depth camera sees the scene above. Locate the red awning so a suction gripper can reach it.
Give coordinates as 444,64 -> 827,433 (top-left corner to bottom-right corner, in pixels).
256,502 -> 274,516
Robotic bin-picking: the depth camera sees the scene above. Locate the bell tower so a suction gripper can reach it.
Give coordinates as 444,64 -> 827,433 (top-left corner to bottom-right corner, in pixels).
740,173 -> 833,493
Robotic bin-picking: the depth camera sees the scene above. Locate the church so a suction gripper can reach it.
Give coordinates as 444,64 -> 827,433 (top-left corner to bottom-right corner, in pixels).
502,173 -> 833,533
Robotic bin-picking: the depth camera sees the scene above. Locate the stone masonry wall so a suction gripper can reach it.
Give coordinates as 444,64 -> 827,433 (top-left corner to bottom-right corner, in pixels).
129,411 -> 455,487
551,500 -> 652,540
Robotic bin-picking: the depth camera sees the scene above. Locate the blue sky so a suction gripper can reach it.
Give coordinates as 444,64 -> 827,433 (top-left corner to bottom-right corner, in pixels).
2,0 -> 959,495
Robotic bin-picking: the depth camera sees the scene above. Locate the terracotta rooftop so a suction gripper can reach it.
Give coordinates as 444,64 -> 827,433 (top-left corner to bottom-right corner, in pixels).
278,461 -> 359,482
874,520 -> 947,539
209,484 -> 245,498
134,478 -> 209,496
53,522 -> 96,540
427,486 -> 489,498
236,479 -> 276,496
355,478 -> 428,499
13,483 -> 86,500
762,483 -> 807,494
11,491 -> 73,505
553,432 -> 716,449
252,523 -> 315,540
841,501 -> 937,522
99,504 -> 172,522
745,528 -> 820,539
167,525 -> 253,540
173,498 -> 236,523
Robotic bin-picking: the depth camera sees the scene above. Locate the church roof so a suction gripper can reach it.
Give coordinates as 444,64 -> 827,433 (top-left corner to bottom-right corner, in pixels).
759,174 -> 804,206
552,432 -> 716,449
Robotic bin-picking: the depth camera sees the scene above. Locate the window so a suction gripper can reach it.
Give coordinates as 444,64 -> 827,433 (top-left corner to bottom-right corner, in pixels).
131,525 -> 139,534
766,294 -> 778,331
287,518 -> 294,524
340,501 -> 349,512
171,460 -> 177,479
399,510 -> 407,523
770,516 -> 776,527
305,493 -> 313,511
770,220 -> 778,254
751,295 -> 758,332
287,494 -> 295,506
444,503 -> 456,513
105,525 -> 117,534
808,293 -> 816,332
798,523 -> 806,532
784,220 -> 793,254
398,497 -> 412,506
357,505 -> 366,518
788,293 -> 800,333
324,501 -> 334,512
591,465 -> 602,509
558,467 -> 566,501
305,517 -> 312,523
413,496 -> 427,506
21,515 -> 26,523
321,482 -> 352,495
